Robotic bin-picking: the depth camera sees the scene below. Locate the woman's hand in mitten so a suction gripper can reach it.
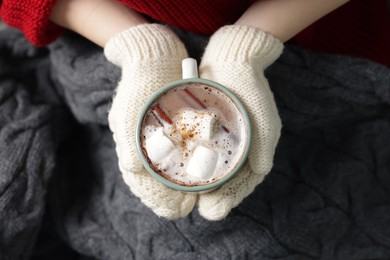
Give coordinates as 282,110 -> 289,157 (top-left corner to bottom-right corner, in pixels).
104,24 -> 196,219
198,25 -> 283,220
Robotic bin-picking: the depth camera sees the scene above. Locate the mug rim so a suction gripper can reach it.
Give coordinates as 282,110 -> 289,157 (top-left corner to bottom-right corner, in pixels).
135,78 -> 252,192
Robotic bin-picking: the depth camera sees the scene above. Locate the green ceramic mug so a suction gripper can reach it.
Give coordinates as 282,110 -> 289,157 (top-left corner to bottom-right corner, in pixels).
135,58 -> 251,192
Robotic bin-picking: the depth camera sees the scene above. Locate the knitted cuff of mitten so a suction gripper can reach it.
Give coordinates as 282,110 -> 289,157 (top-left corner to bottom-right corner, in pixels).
104,24 -> 188,66
202,25 -> 283,69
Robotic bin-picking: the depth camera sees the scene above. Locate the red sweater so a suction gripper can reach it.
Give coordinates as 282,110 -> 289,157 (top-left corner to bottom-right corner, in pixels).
1,0 -> 389,66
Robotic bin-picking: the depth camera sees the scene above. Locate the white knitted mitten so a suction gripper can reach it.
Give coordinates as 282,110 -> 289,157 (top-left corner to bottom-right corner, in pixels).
105,24 -> 196,219
198,25 -> 283,220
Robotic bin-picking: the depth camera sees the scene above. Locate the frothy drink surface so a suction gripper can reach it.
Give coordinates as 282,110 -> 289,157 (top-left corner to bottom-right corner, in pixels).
140,83 -> 248,186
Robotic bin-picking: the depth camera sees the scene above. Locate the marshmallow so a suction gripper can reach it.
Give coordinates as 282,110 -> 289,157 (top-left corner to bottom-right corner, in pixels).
158,148 -> 180,169
145,127 -> 175,163
186,145 -> 218,180
180,110 -> 216,141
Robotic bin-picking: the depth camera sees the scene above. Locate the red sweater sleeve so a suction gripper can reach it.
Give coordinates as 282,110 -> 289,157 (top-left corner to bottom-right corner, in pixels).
0,0 -> 64,47
292,0 -> 390,67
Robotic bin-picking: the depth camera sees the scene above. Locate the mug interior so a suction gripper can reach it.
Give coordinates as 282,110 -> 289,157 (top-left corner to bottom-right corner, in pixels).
136,78 -> 251,192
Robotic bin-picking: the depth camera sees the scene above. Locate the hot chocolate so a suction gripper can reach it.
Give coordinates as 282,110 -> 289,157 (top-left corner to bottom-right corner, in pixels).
139,82 -> 249,187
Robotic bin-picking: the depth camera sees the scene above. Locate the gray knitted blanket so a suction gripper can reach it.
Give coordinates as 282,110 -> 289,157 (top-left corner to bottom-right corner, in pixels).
1,27 -> 390,260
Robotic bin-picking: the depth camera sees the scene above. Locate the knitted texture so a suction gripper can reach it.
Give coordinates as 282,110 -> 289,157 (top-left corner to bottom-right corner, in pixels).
293,0 -> 390,67
116,0 -> 252,35
198,25 -> 283,219
0,0 -> 64,47
105,24 -> 196,218
199,162 -> 264,220
1,0 -> 388,67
